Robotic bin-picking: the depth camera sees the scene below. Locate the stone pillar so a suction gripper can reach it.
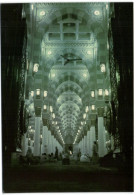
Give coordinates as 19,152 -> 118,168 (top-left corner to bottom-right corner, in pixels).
104,128 -> 107,155
34,117 -> 41,156
111,135 -> 114,150
86,131 -> 90,155
25,137 -> 29,154
82,137 -> 85,154
83,136 -> 85,154
79,140 -> 82,153
21,133 -> 28,156
47,130 -> 50,154
30,140 -> 34,154
89,126 -> 96,157
41,126 -> 47,155
51,135 -> 54,154
52,136 -> 54,154
48,131 -> 52,154
81,138 -> 83,154
53,136 -> 55,154
84,135 -> 87,154
98,117 -> 106,157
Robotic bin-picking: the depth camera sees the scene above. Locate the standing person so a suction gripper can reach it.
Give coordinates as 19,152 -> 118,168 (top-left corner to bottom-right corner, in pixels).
77,149 -> 81,162
92,141 -> 98,165
55,147 -> 58,160
26,147 -> 33,165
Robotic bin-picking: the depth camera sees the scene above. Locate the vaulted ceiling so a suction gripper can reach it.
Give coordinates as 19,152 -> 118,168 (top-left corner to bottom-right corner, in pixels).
24,3 -> 112,145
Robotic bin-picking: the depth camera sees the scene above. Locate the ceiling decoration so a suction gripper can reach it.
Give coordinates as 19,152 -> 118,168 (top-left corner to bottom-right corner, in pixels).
24,2 -> 111,145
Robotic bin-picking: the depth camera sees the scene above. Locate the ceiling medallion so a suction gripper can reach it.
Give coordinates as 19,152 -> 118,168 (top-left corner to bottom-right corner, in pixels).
40,11 -> 45,16
47,51 -> 52,55
87,50 -> 92,55
94,10 -> 100,16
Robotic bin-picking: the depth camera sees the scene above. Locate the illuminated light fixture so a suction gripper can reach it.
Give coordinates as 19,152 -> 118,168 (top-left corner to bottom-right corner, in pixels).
47,51 -> 52,55
94,10 -> 100,15
31,4 -> 34,10
52,113 -> 55,118
85,121 -> 86,124
29,126 -> 31,129
50,106 -> 53,112
98,89 -> 103,96
27,60 -> 29,70
81,122 -> 83,125
40,135 -> 42,138
57,98 -> 60,101
52,121 -> 54,125
107,42 -> 109,50
40,11 -> 45,16
100,63 -> 106,72
105,89 -> 109,96
44,91 -> 47,97
105,130 -> 107,133
43,105 -> 47,110
52,73 -> 55,77
33,63 -> 39,72
91,91 -> 95,98
83,113 -> 86,119
91,105 -> 95,111
29,138 -> 31,141
42,47 -> 45,53
78,130 -> 80,133
85,106 -> 89,113
106,4 -> 108,9
87,50 -> 92,55
55,121 -> 58,125
31,91 -> 34,97
83,73 -> 87,77
36,89 -> 40,95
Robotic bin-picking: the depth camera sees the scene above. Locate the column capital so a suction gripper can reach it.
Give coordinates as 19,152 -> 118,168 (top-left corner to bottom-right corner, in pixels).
97,107 -> 104,117
91,119 -> 96,126
42,118 -> 48,126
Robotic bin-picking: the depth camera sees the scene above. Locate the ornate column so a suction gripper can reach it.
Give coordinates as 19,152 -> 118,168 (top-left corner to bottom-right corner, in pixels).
48,130 -> 52,154
33,117 -> 41,156
98,117 -> 106,157
83,136 -> 86,154
41,126 -> 48,154
90,126 -> 96,157
79,140 -> 82,153
81,138 -> 84,154
51,135 -> 54,154
104,128 -> 107,155
111,135 -> 114,150
30,140 -> 34,154
21,133 -> 28,156
86,131 -> 90,155
84,135 -> 87,154
53,136 -> 55,154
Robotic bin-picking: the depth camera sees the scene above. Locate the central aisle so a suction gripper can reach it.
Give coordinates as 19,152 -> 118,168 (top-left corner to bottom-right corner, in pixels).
3,162 -> 133,192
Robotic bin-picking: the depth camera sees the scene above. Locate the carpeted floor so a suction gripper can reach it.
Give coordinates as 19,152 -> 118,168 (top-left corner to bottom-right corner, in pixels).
3,161 -> 133,192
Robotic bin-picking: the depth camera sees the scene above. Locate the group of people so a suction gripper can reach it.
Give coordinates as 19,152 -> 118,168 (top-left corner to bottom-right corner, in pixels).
24,146 -> 59,165
75,141 -> 99,164
61,141 -> 98,165
24,142 -> 99,165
